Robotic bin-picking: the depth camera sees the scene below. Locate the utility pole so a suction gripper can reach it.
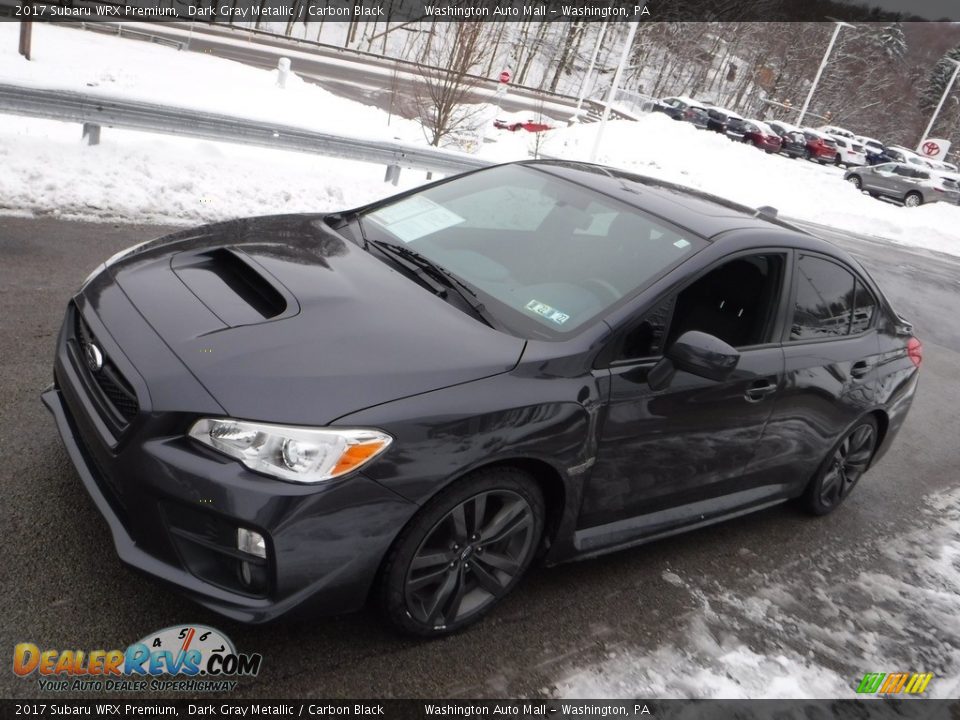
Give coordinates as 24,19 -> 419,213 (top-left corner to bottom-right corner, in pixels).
572,16 -> 610,122
589,21 -> 638,162
796,21 -> 852,127
917,58 -> 960,151
18,2 -> 33,61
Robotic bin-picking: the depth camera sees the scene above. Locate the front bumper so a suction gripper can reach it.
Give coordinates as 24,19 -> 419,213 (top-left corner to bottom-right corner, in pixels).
44,299 -> 417,623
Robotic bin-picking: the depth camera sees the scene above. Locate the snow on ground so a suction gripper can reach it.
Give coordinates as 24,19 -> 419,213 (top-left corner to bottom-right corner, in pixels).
0,115 -> 427,225
539,113 -> 960,258
0,23 -> 424,143
1,23 -> 959,260
555,487 -> 960,699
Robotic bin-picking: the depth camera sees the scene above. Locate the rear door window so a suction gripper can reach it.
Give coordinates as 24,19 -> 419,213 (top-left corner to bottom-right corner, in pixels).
790,255 -> 858,340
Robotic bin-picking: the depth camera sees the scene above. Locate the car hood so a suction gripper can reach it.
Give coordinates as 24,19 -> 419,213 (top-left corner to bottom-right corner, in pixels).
104,214 -> 525,425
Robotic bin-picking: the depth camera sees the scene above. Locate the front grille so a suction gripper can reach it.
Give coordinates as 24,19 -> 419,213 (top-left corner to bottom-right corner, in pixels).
71,305 -> 139,428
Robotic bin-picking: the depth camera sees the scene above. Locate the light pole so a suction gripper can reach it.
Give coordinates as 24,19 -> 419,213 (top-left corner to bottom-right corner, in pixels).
589,21 -> 638,162
796,21 -> 853,127
572,17 -> 611,123
917,58 -> 960,152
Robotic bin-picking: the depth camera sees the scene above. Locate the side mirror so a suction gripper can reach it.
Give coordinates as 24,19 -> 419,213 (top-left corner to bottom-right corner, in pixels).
648,331 -> 741,391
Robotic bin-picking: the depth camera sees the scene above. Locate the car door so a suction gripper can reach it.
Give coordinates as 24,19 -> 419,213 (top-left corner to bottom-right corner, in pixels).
577,251 -> 789,543
868,164 -> 899,195
744,252 -> 881,495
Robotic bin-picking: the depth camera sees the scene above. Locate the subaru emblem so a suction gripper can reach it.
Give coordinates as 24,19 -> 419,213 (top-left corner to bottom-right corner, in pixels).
83,343 -> 103,373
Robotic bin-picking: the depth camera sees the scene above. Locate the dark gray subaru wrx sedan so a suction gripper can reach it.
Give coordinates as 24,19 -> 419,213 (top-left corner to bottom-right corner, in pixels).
44,161 -> 921,636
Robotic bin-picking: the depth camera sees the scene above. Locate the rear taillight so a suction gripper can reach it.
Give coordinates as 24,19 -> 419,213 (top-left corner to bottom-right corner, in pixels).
907,337 -> 922,368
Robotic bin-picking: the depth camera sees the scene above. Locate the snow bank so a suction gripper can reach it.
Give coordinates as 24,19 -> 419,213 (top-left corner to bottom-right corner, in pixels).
538,113 -> 960,257
0,117 -> 425,225
555,487 -> 960,699
0,23 -> 958,260
0,23 -> 424,143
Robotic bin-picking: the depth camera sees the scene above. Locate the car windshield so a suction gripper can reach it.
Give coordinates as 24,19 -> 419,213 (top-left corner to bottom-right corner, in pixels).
359,165 -> 706,339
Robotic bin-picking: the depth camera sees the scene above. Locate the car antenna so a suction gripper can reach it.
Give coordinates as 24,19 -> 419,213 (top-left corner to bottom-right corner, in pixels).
755,205 -> 778,219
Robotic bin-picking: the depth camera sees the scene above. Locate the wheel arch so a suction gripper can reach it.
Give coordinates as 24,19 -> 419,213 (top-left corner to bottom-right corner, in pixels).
367,455 -> 571,603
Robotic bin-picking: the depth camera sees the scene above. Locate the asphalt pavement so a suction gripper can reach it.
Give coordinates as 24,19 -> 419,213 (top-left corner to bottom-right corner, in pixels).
1,215 -> 958,699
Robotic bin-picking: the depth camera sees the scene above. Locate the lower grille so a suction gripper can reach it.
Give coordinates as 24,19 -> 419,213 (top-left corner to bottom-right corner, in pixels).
72,306 -> 139,427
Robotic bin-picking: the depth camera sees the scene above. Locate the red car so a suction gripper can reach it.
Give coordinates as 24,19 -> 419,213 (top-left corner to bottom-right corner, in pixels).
493,116 -> 553,133
802,130 -> 838,164
726,119 -> 783,153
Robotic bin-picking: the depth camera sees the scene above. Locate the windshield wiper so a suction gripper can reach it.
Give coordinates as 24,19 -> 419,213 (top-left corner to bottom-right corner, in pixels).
369,240 -> 496,328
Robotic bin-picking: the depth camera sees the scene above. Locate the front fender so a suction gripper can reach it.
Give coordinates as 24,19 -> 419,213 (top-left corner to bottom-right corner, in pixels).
332,371 -> 607,556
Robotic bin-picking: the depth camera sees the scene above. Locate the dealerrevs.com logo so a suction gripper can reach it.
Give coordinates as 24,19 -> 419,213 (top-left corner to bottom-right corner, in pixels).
13,625 -> 262,693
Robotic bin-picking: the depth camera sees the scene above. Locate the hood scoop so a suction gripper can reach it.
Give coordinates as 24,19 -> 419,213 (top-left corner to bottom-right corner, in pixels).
171,247 -> 298,327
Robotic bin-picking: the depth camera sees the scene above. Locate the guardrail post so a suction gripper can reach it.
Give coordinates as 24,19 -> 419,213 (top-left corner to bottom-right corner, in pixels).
276,58 -> 291,89
82,123 -> 101,146
384,164 -> 401,186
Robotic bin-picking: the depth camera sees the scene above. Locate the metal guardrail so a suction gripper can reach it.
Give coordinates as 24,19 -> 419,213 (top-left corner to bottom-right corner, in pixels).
79,22 -> 185,50
0,82 -> 494,183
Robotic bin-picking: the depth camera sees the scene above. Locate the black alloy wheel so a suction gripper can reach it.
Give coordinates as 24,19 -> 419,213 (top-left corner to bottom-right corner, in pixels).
379,468 -> 544,636
804,416 -> 878,515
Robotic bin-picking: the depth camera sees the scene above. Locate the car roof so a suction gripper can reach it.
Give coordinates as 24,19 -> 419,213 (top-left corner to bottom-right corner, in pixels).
522,160 -> 835,247
664,95 -> 704,107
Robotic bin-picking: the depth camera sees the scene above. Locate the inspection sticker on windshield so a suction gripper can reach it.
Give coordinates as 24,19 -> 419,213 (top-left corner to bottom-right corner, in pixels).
525,300 -> 570,325
367,196 -> 464,243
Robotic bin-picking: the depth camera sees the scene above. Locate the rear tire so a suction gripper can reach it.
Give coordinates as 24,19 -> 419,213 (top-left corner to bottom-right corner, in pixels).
378,467 -> 545,637
802,416 -> 878,516
904,191 -> 923,207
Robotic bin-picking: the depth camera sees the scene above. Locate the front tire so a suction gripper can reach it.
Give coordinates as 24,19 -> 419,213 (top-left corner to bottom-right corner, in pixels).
802,416 -> 878,516
848,175 -> 862,190
378,467 -> 545,637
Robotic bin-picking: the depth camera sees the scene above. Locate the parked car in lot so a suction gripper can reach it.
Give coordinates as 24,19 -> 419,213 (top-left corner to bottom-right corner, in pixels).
829,136 -> 868,167
802,129 -> 839,163
818,125 -> 856,140
768,120 -> 801,138
845,162 -> 960,206
855,136 -> 890,165
44,161 -> 921,636
778,130 -> 809,159
656,96 -> 710,128
728,119 -> 783,152
705,107 -> 742,133
885,145 -> 935,169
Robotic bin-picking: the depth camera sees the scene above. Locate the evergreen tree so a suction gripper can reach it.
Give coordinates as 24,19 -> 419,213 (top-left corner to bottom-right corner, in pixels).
878,22 -> 907,62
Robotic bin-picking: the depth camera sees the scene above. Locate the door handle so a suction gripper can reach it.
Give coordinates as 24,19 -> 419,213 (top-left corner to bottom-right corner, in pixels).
851,360 -> 872,379
744,379 -> 777,402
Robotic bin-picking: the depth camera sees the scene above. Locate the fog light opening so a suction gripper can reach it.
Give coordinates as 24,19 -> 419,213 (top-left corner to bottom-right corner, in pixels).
237,527 -> 267,559
239,560 -> 253,587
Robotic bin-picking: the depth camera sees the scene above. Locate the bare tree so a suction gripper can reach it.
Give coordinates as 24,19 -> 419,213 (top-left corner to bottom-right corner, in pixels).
413,22 -> 494,147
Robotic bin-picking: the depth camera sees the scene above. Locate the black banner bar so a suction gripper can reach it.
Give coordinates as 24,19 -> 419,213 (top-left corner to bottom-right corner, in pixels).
2,700 -> 960,720
0,0 -> 958,23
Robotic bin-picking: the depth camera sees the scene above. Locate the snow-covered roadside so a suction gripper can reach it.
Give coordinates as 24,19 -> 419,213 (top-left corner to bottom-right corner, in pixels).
554,487 -> 960,699
0,23 -> 425,143
1,22 -> 958,259
0,116 -> 429,225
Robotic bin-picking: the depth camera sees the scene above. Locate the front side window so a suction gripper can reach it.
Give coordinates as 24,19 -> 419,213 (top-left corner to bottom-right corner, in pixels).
361,165 -> 707,338
615,254 -> 785,362
790,255 -> 856,341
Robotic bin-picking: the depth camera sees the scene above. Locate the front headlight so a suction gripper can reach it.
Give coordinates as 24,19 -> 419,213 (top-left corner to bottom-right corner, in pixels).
188,418 -> 392,484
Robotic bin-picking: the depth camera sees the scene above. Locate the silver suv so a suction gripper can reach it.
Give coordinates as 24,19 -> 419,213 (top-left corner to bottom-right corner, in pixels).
845,162 -> 960,207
